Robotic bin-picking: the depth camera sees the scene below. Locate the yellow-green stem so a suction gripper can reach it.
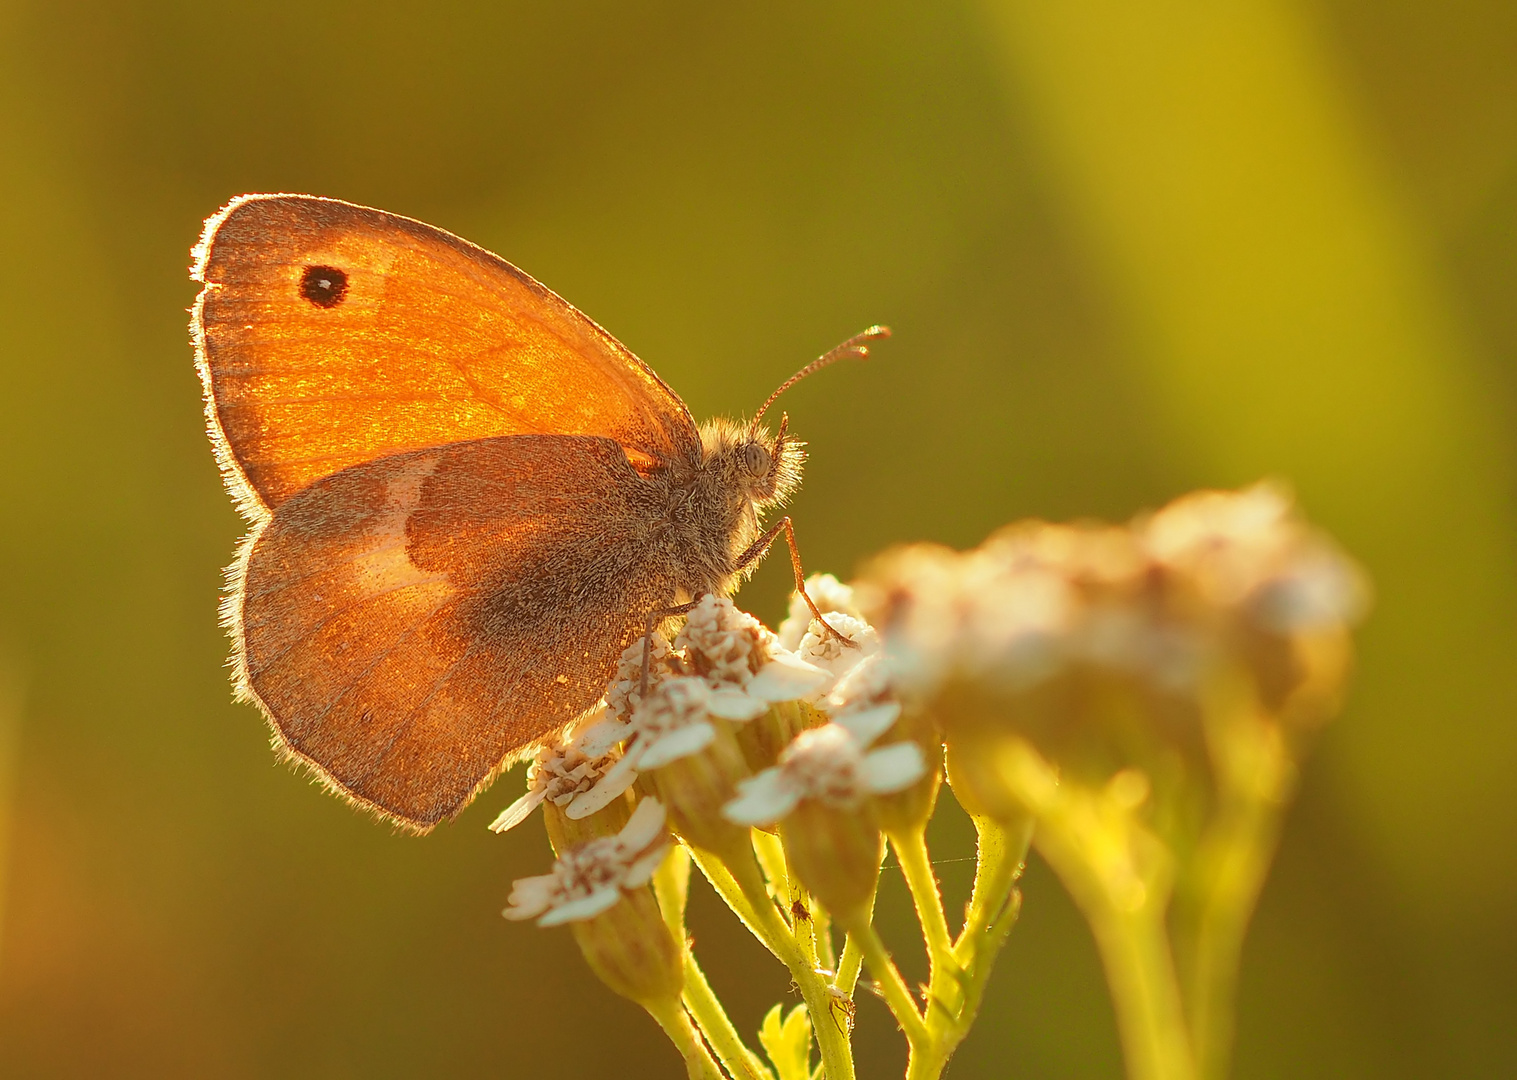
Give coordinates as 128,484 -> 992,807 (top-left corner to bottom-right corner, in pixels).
751,828 -> 789,900
954,815 -> 1029,967
1088,902 -> 1197,1080
682,954 -> 774,1080
889,826 -> 961,1080
896,818 -> 1029,1080
751,828 -> 837,973
654,844 -> 693,940
1184,792 -> 1284,1080
834,882 -> 875,1007
1029,796 -> 1195,1080
891,827 -> 955,970
836,934 -> 866,998
645,996 -> 724,1080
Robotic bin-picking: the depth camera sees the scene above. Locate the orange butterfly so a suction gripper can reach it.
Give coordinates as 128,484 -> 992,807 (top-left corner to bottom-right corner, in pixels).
191,194 -> 885,832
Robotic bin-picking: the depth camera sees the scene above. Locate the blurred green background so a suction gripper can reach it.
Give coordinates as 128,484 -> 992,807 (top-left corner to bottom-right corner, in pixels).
1,1 -> 1514,1076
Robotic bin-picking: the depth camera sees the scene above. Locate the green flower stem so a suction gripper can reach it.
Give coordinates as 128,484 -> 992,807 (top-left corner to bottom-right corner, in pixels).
751,828 -> 789,900
839,916 -> 929,1048
834,882 -> 874,1001
1034,813 -> 1196,1080
1182,756 -> 1289,1079
749,830 -> 827,1002
889,826 -> 960,1080
941,886 -> 1021,1050
645,996 -> 725,1080
751,828 -> 837,973
682,954 -> 775,1080
750,829 -> 816,965
835,933 -> 866,997
813,900 -> 836,972
797,974 -> 855,1080
1090,901 -> 1197,1080
890,826 -> 954,972
654,844 -> 694,939
690,846 -> 857,1080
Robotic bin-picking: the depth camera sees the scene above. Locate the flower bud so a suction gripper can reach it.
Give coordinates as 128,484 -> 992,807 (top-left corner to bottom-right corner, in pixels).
651,720 -> 754,861
504,799 -> 682,1005
545,791 -> 632,855
725,722 -> 925,922
780,798 -> 883,925
736,699 -> 826,773
569,885 -> 685,1007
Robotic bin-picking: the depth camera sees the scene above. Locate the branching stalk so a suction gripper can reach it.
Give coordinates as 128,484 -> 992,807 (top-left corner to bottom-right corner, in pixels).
839,917 -> 929,1048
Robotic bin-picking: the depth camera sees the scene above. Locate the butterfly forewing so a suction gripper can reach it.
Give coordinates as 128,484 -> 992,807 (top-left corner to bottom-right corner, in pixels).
192,194 -> 699,511
240,435 -> 677,830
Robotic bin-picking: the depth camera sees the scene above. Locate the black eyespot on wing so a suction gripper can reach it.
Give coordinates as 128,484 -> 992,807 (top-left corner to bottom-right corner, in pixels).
300,265 -> 349,308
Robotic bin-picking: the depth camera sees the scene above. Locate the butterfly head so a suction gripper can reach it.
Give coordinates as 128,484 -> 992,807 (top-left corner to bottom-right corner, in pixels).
698,415 -> 805,509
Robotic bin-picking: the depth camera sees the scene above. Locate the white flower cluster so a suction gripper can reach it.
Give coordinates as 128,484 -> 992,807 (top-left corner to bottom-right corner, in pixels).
494,591 -> 898,836
725,582 -> 924,828
489,711 -> 632,832
502,798 -> 671,926
497,583 -> 930,924
724,704 -> 925,826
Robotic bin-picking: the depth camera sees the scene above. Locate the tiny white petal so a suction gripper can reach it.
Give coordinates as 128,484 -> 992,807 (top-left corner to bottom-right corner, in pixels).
706,686 -> 770,720
538,886 -> 623,927
724,768 -> 803,826
565,751 -> 640,819
618,797 -> 668,851
489,788 -> 547,834
747,652 -> 832,702
502,873 -> 560,920
1252,552 -> 1367,631
834,702 -> 901,745
576,715 -> 633,758
638,721 -> 716,769
622,842 -> 672,889
860,742 -> 928,794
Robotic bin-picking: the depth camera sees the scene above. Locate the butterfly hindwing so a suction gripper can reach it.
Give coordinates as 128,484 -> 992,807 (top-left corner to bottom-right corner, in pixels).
236,435 -> 677,830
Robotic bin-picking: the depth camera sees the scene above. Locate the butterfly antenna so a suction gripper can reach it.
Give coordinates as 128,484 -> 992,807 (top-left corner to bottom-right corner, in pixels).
752,325 -> 891,425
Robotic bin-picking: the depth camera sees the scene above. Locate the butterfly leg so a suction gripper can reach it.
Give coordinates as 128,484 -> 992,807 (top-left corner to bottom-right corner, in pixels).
638,599 -> 700,699
734,517 -> 859,649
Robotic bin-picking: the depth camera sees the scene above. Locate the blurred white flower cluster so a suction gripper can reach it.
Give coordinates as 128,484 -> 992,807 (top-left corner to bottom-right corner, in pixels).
855,482 -> 1367,721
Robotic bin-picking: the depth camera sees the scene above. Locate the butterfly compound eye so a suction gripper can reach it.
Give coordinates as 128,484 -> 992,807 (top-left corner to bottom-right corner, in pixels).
743,442 -> 771,477
299,265 -> 349,309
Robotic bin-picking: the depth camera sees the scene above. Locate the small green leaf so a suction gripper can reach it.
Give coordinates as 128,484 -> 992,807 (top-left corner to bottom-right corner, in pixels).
758,1002 -> 813,1080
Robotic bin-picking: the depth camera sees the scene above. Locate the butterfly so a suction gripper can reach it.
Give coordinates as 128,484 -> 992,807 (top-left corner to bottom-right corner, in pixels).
190,194 -> 886,832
